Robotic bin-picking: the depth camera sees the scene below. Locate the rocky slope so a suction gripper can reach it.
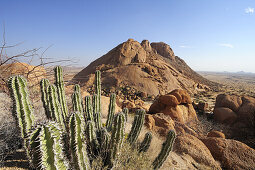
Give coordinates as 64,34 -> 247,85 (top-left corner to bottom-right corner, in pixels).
73,39 -> 217,97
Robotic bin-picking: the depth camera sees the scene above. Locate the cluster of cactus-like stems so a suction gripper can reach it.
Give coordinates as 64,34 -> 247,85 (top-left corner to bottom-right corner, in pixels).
8,66 -> 176,170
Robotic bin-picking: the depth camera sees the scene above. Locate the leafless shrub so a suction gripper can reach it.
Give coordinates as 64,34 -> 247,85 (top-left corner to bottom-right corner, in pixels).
0,120 -> 22,166
0,24 -> 76,94
0,93 -> 22,166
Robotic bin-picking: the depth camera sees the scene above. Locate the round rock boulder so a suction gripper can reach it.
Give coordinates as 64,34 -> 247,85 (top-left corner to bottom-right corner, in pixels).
148,89 -> 197,124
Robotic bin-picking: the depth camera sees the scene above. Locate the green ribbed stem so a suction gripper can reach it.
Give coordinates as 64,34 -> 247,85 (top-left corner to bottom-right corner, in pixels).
152,130 -> 176,170
95,70 -> 101,114
69,113 -> 90,170
92,94 -> 102,129
40,78 -> 51,119
106,93 -> 116,131
84,96 -> 93,122
8,76 -> 34,140
110,113 -> 125,159
72,91 -> 84,115
74,84 -> 81,94
127,109 -> 145,145
92,94 -> 98,115
97,128 -> 110,158
28,122 -> 70,169
122,107 -> 129,122
74,84 -> 84,110
85,121 -> 100,159
139,132 -> 152,153
47,84 -> 66,131
94,112 -> 102,129
54,66 -> 68,119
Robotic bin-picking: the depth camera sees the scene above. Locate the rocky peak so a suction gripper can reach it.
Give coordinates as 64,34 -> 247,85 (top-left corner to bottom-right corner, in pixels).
117,39 -> 146,65
141,40 -> 152,51
151,42 -> 175,60
73,38 -> 217,97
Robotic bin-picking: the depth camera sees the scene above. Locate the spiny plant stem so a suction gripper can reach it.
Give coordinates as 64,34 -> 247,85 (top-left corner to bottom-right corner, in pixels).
122,107 -> 129,122
54,66 -> 68,119
47,84 -> 66,131
106,93 -> 116,131
139,132 -> 152,153
69,113 -> 90,170
127,109 -> 145,145
85,121 -> 100,159
40,78 -> 51,119
95,70 -> 101,114
152,130 -> 176,170
28,122 -> 70,169
85,95 -> 93,122
8,76 -> 34,140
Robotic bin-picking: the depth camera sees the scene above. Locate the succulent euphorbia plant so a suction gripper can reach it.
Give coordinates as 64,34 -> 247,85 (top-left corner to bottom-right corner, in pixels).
8,66 -> 176,169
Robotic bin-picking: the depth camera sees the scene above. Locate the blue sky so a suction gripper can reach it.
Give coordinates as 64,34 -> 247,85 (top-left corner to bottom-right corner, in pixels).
1,0 -> 255,72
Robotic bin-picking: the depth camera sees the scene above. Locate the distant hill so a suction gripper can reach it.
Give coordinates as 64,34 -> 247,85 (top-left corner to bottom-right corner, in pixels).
198,71 -> 255,77
73,39 -> 217,97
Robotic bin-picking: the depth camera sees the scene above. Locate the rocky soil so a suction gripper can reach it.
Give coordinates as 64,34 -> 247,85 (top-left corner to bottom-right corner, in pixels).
146,89 -> 255,169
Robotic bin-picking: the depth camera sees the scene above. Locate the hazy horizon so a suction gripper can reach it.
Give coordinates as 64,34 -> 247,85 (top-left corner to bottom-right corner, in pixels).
1,0 -> 255,73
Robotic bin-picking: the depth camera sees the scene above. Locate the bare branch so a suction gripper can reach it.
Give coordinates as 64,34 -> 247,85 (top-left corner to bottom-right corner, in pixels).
0,42 -> 24,49
26,59 -> 72,77
0,48 -> 40,66
0,24 -> 76,93
0,22 -> 6,62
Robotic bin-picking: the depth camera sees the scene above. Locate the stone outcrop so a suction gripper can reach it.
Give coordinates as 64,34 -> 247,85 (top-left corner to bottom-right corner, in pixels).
174,134 -> 221,169
202,137 -> 255,170
207,130 -> 225,138
215,94 -> 242,112
150,42 -> 176,60
140,40 -> 152,52
193,101 -> 209,112
214,94 -> 255,127
237,96 -> 255,127
148,89 -> 197,124
174,121 -> 198,137
213,107 -> 237,124
145,113 -> 175,136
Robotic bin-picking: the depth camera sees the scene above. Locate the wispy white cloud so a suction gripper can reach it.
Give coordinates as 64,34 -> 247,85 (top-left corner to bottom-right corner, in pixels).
219,43 -> 234,48
179,45 -> 192,48
245,7 -> 254,14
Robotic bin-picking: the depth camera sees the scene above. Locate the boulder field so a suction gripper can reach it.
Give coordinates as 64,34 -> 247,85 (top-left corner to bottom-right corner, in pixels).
145,89 -> 255,169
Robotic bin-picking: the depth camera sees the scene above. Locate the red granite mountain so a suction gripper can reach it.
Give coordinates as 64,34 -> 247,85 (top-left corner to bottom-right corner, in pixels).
73,39 -> 216,97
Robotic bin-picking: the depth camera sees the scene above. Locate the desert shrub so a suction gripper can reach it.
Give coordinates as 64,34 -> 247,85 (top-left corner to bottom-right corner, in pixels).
0,92 -> 23,166
0,117 -> 22,166
111,142 -> 153,169
91,142 -> 153,170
